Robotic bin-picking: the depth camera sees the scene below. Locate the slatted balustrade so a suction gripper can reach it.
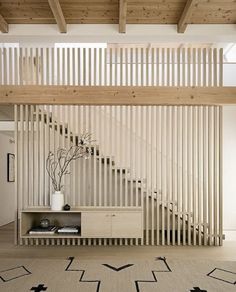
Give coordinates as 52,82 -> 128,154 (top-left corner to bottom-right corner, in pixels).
0,47 -> 223,87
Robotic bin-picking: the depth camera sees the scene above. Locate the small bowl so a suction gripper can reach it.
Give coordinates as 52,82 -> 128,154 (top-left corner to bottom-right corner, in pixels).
40,219 -> 50,228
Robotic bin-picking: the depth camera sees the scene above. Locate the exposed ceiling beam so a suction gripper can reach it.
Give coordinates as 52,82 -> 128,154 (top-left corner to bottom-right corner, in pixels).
1,86 -> 236,105
178,0 -> 198,33
0,13 -> 8,33
119,0 -> 127,33
48,0 -> 67,33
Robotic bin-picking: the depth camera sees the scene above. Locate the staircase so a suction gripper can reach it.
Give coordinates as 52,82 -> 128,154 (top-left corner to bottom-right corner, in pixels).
36,107 -> 203,245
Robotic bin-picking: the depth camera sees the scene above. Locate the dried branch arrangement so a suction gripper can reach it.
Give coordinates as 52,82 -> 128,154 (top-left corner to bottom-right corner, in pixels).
46,133 -> 93,191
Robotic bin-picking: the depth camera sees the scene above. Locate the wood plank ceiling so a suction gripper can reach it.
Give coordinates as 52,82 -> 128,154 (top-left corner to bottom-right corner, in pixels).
0,0 -> 235,33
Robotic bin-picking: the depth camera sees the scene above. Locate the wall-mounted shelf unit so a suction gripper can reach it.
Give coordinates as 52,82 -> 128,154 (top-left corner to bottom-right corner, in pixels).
20,207 -> 143,245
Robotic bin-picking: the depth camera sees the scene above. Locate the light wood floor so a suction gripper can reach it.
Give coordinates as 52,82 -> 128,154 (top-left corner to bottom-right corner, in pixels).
1,223 -> 236,261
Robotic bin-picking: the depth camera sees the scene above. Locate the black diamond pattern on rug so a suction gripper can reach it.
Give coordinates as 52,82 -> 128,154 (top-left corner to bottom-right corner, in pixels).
207,268 -> 236,285
134,256 -> 172,292
190,287 -> 207,292
102,264 -> 134,272
65,257 -> 101,292
0,266 -> 31,282
30,284 -> 47,291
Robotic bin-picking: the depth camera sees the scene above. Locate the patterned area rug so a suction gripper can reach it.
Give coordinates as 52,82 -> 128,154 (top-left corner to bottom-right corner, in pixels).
0,257 -> 235,291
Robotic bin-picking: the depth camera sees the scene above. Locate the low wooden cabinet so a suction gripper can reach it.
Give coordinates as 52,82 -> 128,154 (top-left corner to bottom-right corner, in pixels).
82,212 -> 111,238
20,207 -> 143,245
111,212 -> 142,238
82,211 -> 142,238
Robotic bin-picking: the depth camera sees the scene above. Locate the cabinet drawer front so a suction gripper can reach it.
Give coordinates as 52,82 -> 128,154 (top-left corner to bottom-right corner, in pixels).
112,212 -> 143,238
82,212 -> 111,237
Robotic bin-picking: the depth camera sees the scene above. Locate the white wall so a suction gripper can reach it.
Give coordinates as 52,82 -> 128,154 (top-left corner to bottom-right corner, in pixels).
224,64 -> 236,86
0,132 -> 15,226
223,106 -> 236,231
221,61 -> 236,235
1,24 -> 236,44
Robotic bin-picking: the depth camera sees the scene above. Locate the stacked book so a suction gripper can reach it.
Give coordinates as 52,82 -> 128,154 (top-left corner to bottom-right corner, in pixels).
28,226 -> 57,235
57,226 -> 80,234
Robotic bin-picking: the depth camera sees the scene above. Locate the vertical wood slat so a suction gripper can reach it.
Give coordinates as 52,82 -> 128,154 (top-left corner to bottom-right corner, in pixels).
125,48 -> 128,86
0,48 -> 2,85
46,48 -> 50,85
198,48 -> 201,87
166,106 -> 171,245
119,106 -> 123,208
115,48 -> 118,86
203,107 -> 208,245
198,106 -> 202,245
82,106 -> 86,206
143,106 -> 147,244
187,48 -> 191,87
66,106 -> 71,205
67,48 -> 71,85
14,105 -> 19,244
25,105 -> 29,207
24,48 -> 28,85
139,106 -> 143,244
45,106 -> 50,206
93,106 -> 97,207
219,48 -> 223,87
3,48 -> 7,85
71,106 -> 76,206
41,48 -> 44,85
187,107 -> 192,245
193,106 -> 197,245
172,106 -> 176,245
130,109 -> 133,210
177,106 -> 181,246
219,106 -> 223,245
150,106 -> 154,245
182,48 -> 186,86
182,106 -> 186,245
104,107 -> 108,208
9,47 -> 13,85
208,48 -> 212,87
40,106 -> 45,206
214,106 -> 218,245
213,49 -> 217,87
88,48 -> 91,86
83,48 -> 86,86
203,49 -> 207,87
161,106 -> 165,245
208,106 -> 213,246
146,48 -> 149,86
14,48 -> 19,85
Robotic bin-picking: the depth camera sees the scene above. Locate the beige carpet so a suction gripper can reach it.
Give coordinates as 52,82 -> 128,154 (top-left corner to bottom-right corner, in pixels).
0,256 -> 235,291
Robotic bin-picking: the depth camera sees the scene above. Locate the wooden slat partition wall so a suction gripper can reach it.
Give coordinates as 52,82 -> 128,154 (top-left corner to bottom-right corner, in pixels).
15,105 -> 222,246
0,47 -> 224,86
10,46 -> 224,246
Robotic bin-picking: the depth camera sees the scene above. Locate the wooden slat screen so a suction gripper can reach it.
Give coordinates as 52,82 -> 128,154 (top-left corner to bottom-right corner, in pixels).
0,47 -> 223,86
15,105 -> 223,246
8,45 -> 224,246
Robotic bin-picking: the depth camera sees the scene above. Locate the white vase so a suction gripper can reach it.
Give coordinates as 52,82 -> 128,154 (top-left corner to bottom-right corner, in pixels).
51,191 -> 64,211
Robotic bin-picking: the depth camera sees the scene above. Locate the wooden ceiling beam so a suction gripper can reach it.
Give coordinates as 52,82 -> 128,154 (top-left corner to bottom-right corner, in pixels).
178,0 -> 198,33
119,0 -> 127,33
0,13 -> 8,33
1,86 -> 236,105
48,0 -> 67,33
